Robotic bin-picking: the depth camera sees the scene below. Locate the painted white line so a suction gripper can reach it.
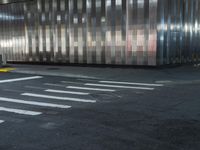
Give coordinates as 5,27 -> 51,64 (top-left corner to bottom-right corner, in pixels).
85,83 -> 154,90
45,89 -> 89,95
66,86 -> 116,92
25,86 -> 46,90
61,81 -> 82,84
21,93 -> 96,103
100,81 -> 163,87
77,79 -> 97,82
44,83 -> 65,87
0,106 -> 41,116
0,76 -> 43,84
0,97 -> 71,109
0,120 -> 4,124
156,80 -> 172,84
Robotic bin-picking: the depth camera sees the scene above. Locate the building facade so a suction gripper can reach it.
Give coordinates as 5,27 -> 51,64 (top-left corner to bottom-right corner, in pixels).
0,0 -> 199,66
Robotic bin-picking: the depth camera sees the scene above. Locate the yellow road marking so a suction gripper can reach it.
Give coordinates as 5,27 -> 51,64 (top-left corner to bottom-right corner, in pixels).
0,68 -> 15,73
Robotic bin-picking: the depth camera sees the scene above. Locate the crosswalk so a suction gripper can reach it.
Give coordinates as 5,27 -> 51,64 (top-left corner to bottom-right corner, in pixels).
0,76 -> 164,125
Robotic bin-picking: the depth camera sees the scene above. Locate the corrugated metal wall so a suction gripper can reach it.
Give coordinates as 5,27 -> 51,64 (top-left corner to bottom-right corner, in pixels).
0,0 -> 199,66
157,0 -> 200,65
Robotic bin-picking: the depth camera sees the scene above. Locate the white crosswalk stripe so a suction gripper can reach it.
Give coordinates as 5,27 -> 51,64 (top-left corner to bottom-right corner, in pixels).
99,81 -> 163,87
0,120 -> 4,124
0,76 -> 43,84
85,83 -> 155,90
0,97 -> 71,109
21,93 -> 96,103
0,106 -> 42,116
45,89 -> 89,95
66,86 -> 116,92
44,83 -> 65,87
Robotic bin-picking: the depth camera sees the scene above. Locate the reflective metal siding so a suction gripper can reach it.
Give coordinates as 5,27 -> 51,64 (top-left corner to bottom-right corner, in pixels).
0,0 -> 199,66
0,2 -> 26,62
0,0 -> 158,65
157,0 -> 200,65
157,0 -> 184,65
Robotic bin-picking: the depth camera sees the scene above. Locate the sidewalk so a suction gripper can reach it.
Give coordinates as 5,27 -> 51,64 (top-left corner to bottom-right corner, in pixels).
10,64 -> 99,79
7,64 -> 200,84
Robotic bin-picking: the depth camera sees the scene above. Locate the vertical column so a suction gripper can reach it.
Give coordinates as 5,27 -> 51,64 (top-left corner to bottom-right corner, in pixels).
86,0 -> 91,63
115,0 -> 123,64
157,0 -> 164,65
196,0 -> 200,61
45,0 -> 51,62
100,0 -> 106,64
23,3 -> 29,61
136,0 -> 145,65
49,0 -> 54,62
82,0 -> 87,63
15,4 -> 19,61
34,0 -> 39,62
52,0 -> 58,62
105,0 -> 111,64
148,0 -> 157,66
57,0 -> 62,62
4,6 -> 9,61
126,0 -> 135,65
69,0 -> 75,63
143,0 -> 149,65
110,0 -> 116,64
91,0 -> 97,64
40,0 -> 46,62
96,0 -> 102,64
65,0 -> 70,63
60,0 -> 67,62
121,0 -> 126,64
77,0 -> 83,63
73,0 -> 79,63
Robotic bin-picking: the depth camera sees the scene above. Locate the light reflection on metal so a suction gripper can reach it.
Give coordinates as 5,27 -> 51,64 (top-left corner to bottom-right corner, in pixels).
0,0 -> 199,66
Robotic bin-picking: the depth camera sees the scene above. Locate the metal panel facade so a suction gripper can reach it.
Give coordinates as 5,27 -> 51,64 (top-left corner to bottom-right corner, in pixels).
0,0 -> 199,66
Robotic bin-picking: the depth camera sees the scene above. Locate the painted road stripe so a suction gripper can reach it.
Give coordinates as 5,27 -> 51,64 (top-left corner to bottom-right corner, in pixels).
85,83 -> 154,90
0,76 -> 43,84
61,81 -> 82,85
66,86 -> 116,92
0,97 -> 71,109
45,89 -> 89,95
0,68 -> 15,72
0,120 -> 4,124
0,107 -> 41,116
22,93 -> 96,103
25,86 -> 46,90
99,81 -> 163,87
44,83 -> 65,87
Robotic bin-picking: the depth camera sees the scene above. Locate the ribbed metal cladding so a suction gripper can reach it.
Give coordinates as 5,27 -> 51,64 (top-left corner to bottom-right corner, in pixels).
0,0 -> 199,66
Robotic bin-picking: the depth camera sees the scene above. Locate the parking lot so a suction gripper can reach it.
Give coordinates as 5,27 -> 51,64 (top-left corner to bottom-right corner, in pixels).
0,65 -> 200,150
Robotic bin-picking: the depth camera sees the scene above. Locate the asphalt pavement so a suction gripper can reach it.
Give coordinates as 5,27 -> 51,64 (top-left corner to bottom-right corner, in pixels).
0,64 -> 200,150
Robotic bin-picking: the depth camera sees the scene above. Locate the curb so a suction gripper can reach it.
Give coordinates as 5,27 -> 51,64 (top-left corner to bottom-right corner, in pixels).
11,70 -> 100,79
